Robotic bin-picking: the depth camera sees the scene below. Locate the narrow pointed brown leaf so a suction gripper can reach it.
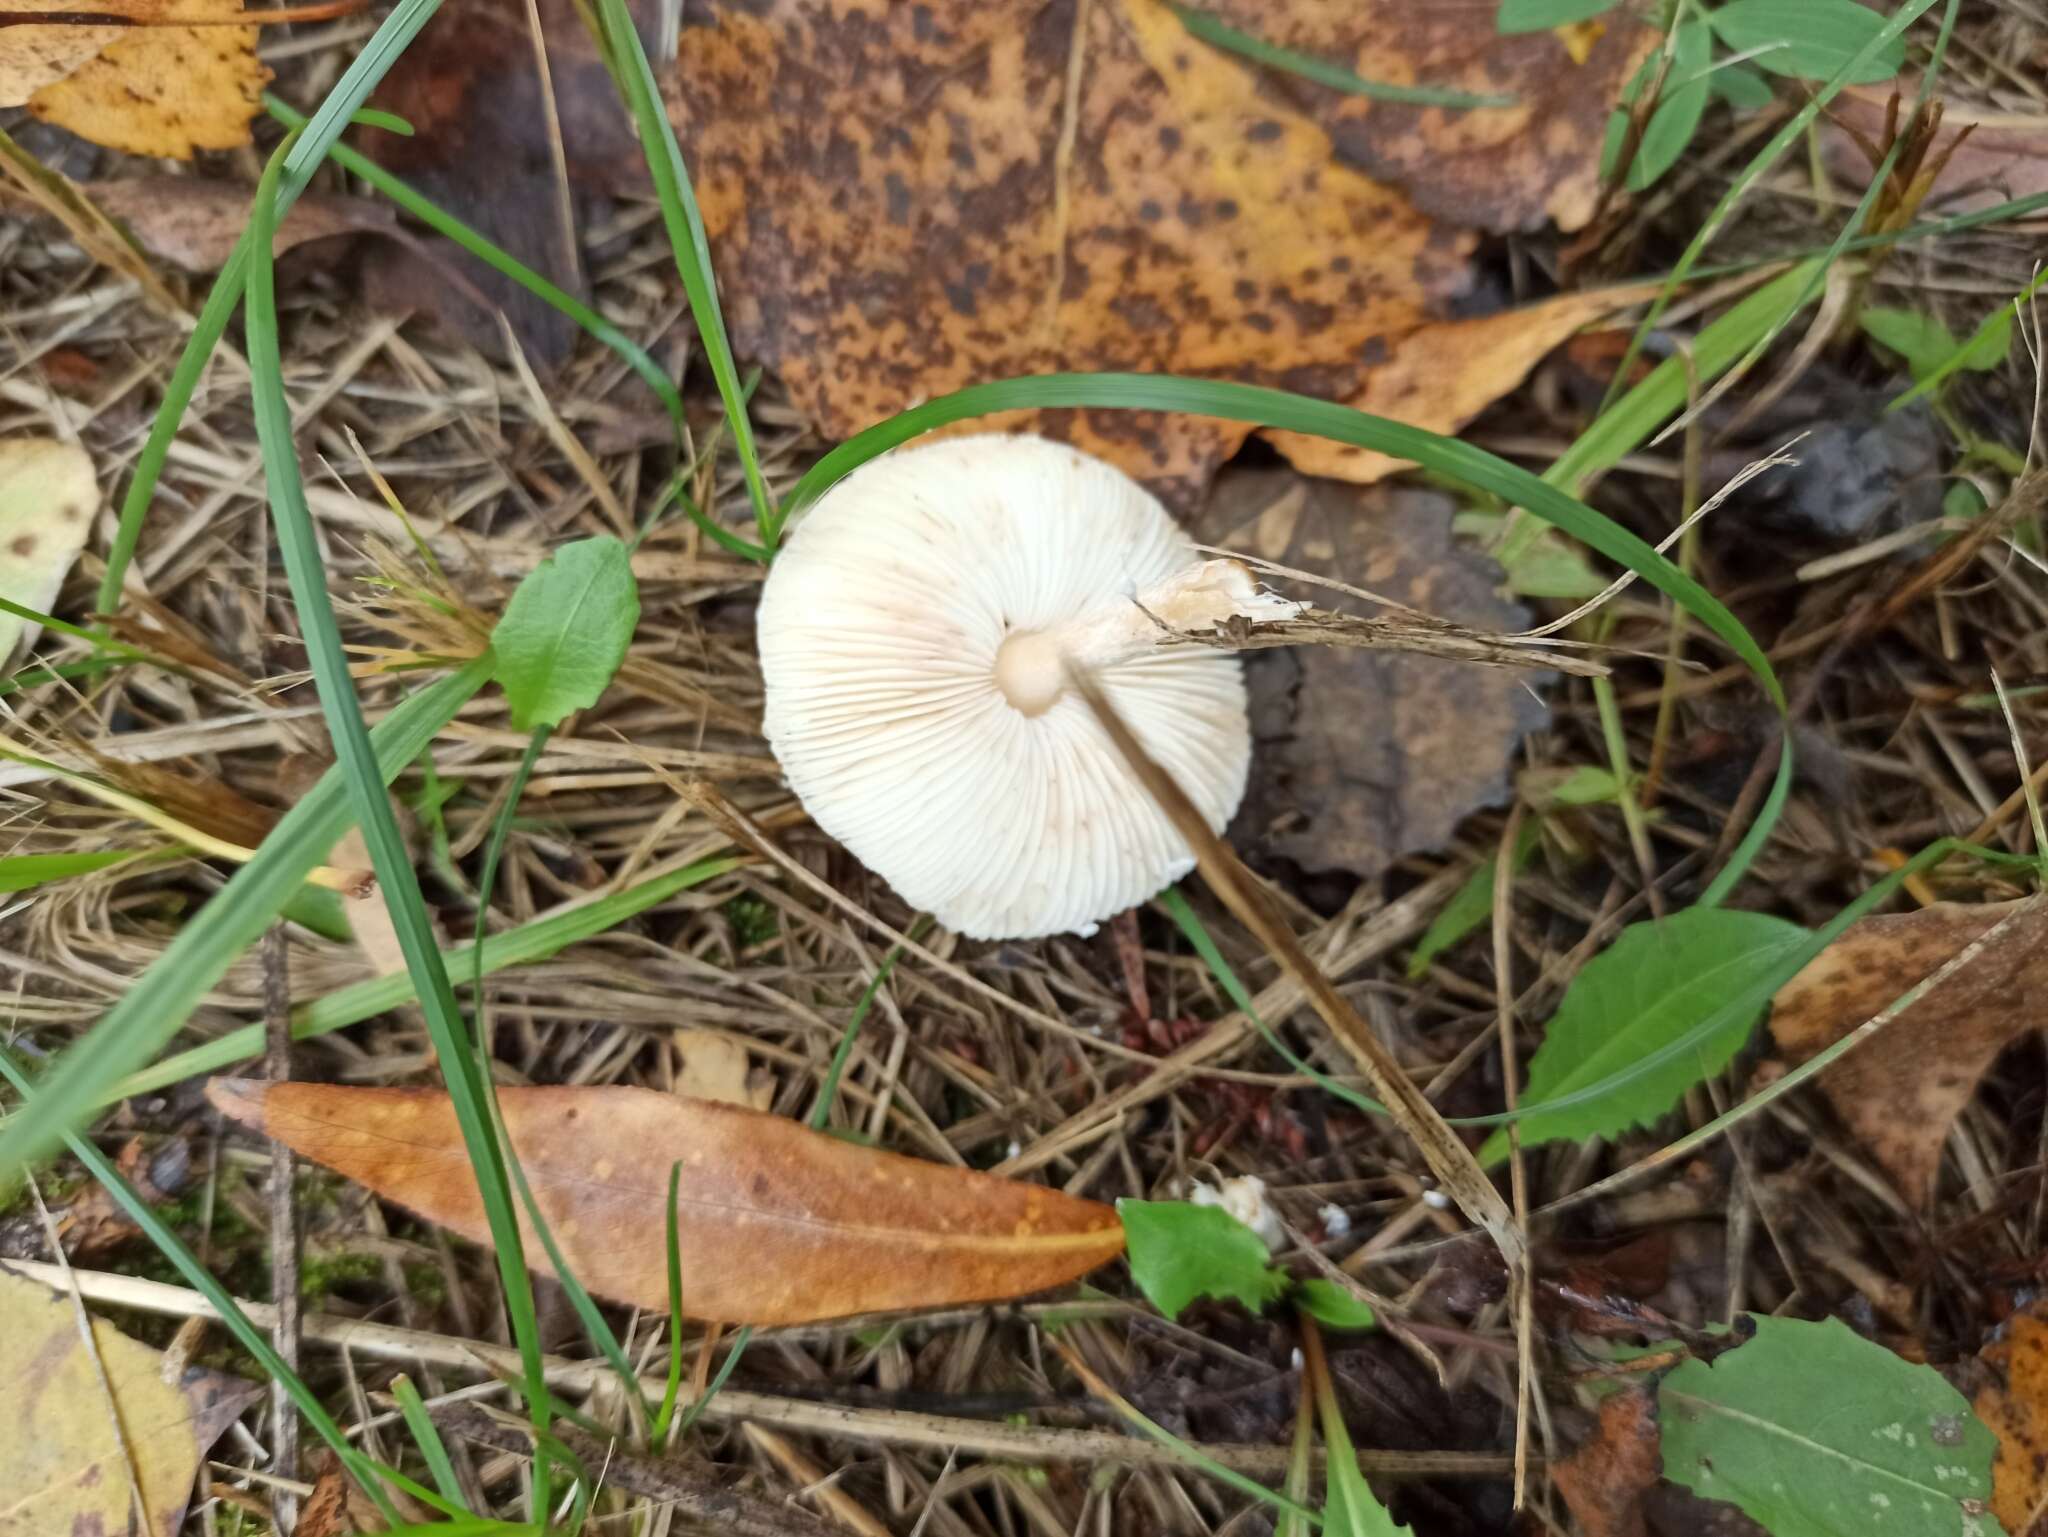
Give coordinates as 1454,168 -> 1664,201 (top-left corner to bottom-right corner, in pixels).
206,1080 -> 1124,1324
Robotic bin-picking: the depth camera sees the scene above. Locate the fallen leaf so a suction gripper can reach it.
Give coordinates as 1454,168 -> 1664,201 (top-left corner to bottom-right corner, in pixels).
1767,898 -> 2048,1206
57,1135 -> 193,1262
207,1079 -> 1126,1325
0,437 -> 98,663
361,0 -> 659,366
1260,287 -> 1646,483
673,1028 -> 774,1111
1189,468 -> 1546,877
668,0 -> 1651,498
1553,1388 -> 1660,1537
24,0 -> 270,159
80,178 -> 395,271
0,1265 -> 261,1537
0,3 -> 125,104
1975,1299 -> 2048,1537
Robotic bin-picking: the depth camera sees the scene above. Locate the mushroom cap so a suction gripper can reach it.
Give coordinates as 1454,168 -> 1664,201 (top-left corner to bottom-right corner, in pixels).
757,434 -> 1253,940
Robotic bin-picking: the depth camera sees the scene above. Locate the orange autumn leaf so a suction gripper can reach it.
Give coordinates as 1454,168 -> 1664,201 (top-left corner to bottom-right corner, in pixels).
3,0 -> 281,158
1976,1301 -> 2048,1537
207,1079 -> 1125,1325
667,0 -> 1653,500
1767,898 -> 2048,1207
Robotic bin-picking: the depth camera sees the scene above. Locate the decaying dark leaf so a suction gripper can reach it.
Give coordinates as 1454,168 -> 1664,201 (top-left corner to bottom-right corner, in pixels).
83,178 -> 395,272
1553,1387 -> 1661,1537
208,1079 -> 1126,1325
362,0 -> 659,366
1767,898 -> 2048,1206
1190,467 -> 1546,878
0,1265 -> 261,1537
667,0 -> 1651,499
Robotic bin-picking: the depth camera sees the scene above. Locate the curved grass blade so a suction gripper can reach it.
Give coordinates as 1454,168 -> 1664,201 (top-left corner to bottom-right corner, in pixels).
263,94 -> 686,441
243,128 -> 557,1505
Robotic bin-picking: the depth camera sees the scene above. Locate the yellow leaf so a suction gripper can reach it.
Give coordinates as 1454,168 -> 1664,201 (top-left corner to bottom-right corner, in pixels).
0,437 -> 97,663
0,1267 -> 260,1537
1555,20 -> 1607,67
673,1028 -> 774,1111
26,0 -> 269,158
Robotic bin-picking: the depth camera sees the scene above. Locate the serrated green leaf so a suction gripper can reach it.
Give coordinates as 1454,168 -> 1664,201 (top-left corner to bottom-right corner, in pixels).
1496,0 -> 1617,34
1406,821 -> 1541,981
1707,0 -> 1904,84
1117,1200 -> 1289,1321
1708,61 -> 1776,109
1860,307 -> 1960,383
1295,1279 -> 1377,1332
1602,22 -> 1712,191
492,536 -> 639,732
1660,1315 -> 1997,1537
1483,907 -> 1809,1157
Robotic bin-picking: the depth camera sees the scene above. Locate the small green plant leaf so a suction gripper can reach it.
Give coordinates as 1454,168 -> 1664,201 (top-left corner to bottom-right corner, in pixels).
1660,1315 -> 1998,1537
1543,765 -> 1625,807
1708,61 -> 1775,109
1941,481 -> 1987,521
1483,906 -> 1809,1157
1406,821 -> 1542,981
1859,307 -> 1960,382
1707,0 -> 1905,84
1455,511 -> 1607,598
1602,21 -> 1711,191
1117,1200 -> 1288,1320
1296,1280 -> 1377,1332
1496,0 -> 1617,34
491,536 -> 639,732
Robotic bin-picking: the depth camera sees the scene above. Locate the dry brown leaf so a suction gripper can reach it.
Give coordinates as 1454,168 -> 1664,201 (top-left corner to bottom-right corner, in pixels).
293,1456 -> 359,1537
1262,288 -> 1646,483
1767,898 -> 2048,1207
1976,1300 -> 2048,1537
1190,468 -> 1545,877
26,0 -> 270,158
673,1028 -> 774,1111
207,1079 -> 1125,1324
81,178 -> 394,271
0,1264 -> 260,1537
1552,1387 -> 1660,1537
0,3 -> 126,104
668,0 -> 1650,498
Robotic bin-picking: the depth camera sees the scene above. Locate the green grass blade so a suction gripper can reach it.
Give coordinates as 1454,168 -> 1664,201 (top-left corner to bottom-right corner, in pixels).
0,659 -> 487,1180
263,94 -> 685,441
593,0 -> 774,543
110,854 -> 745,1102
96,0 -> 453,614
243,129 -> 556,1498
1170,3 -> 1514,108
786,374 -> 1783,711
808,936 -> 913,1130
391,1374 -> 467,1509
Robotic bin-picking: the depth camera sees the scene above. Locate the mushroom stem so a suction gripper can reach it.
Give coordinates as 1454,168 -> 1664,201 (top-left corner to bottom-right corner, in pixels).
994,558 -> 1302,717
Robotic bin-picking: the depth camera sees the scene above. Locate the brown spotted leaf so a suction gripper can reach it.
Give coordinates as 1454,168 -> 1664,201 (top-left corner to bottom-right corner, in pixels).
24,0 -> 269,158
0,1265 -> 260,1537
207,1080 -> 1125,1325
1191,467 -> 1545,877
1767,898 -> 2048,1207
1975,1299 -> 2048,1537
667,0 -> 1652,499
1552,1387 -> 1660,1537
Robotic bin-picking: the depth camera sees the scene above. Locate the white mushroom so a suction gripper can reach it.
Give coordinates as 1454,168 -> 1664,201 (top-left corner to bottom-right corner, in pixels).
757,434 -> 1301,940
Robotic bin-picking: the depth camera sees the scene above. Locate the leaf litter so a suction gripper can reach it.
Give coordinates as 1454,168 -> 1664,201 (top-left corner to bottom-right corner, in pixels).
2,2 -> 2047,1536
